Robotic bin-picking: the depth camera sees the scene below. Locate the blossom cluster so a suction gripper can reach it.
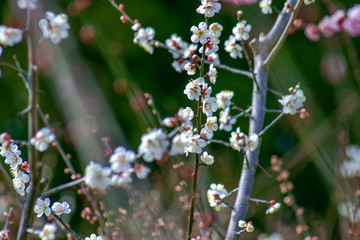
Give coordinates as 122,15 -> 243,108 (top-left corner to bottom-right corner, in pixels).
0,133 -> 30,196
34,197 -> 71,217
278,85 -> 306,115
230,127 -> 259,152
305,4 -> 360,41
206,183 -> 229,211
224,14 -> 252,59
238,220 -> 254,232
84,145 -> 151,190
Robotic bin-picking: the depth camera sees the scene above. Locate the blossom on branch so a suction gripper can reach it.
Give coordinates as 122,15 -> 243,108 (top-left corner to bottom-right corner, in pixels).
278,85 -> 306,115
138,128 -> 169,162
196,0 -> 221,18
84,161 -> 112,190
30,127 -> 55,152
0,26 -> 23,46
190,22 -> 210,45
109,146 -> 136,173
39,11 -> 70,44
224,35 -> 243,59
34,197 -> 51,217
85,234 -> 103,240
232,21 -> 251,41
207,183 -> 228,211
51,201 -> 71,216
39,224 -> 56,240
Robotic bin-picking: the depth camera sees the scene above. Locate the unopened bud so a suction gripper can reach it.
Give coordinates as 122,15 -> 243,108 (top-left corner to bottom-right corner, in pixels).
191,55 -> 199,63
237,10 -> 243,20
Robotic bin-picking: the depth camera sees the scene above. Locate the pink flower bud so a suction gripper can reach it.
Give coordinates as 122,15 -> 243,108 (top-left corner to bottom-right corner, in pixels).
304,24 -> 320,41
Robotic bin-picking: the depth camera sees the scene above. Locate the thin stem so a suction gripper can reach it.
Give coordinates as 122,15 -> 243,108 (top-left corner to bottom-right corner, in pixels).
42,177 -> 84,197
212,62 -> 253,79
258,112 -> 285,137
17,6 -> 40,239
266,109 -> 283,113
0,61 -> 27,75
53,214 -> 83,240
267,87 -> 283,97
207,139 -> 230,147
249,198 -> 270,205
3,207 -> 13,231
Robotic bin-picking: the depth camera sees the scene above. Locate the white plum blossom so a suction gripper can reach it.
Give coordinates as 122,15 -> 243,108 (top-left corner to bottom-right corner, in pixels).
169,131 -> 191,156
201,83 -> 212,100
259,0 -> 273,14
109,147 -> 136,173
138,129 -> 169,162
165,34 -> 188,59
186,134 -> 206,154
111,171 -> 132,186
0,140 -> 18,159
207,183 -> 228,211
12,171 -> 30,196
39,11 -> 70,44
51,201 -> 71,216
208,64 -> 218,84
184,62 -> 197,75
201,151 -> 214,165
224,35 -> 243,59
200,128 -> 213,139
0,26 -> 23,46
134,27 -> 155,54
207,53 -> 220,65
131,22 -> 141,31
177,107 -> 194,126
84,161 -> 112,190
4,149 -> 22,168
230,127 -> 246,151
209,22 -> 223,38
162,117 -> 177,128
39,224 -> 57,240
199,39 -> 219,56
190,22 -> 210,44
85,234 -> 103,240
245,134 -> 259,152
266,202 -> 281,214
133,163 -> 151,179
34,198 -> 51,217
216,90 -> 234,109
202,97 -> 218,117
196,0 -> 221,18
232,21 -> 252,41
340,145 -> 360,177
219,108 -> 236,132
205,116 -> 218,132
17,0 -> 38,9
30,127 -> 55,152
171,59 -> 187,73
183,44 -> 198,59
184,77 -> 204,101
279,87 -> 306,115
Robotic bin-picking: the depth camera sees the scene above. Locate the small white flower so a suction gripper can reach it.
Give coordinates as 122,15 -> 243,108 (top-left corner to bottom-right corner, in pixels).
304,0 -> 315,5
205,116 -> 218,132
184,62 -> 197,75
177,107 -> 194,126
111,171 -> 132,186
216,90 -> 234,109
266,202 -> 281,214
186,134 -> 206,154
196,1 -> 221,18
171,59 -> 187,73
184,77 -> 204,101
134,27 -> 155,54
0,140 -> 18,159
39,11 -> 70,44
219,108 -> 236,132
0,26 -> 23,46
202,97 -> 218,117
238,220 -> 246,228
224,35 -> 243,59
131,22 -> 141,31
201,151 -> 214,165
17,0 -> 38,9
245,134 -> 259,152
208,64 -> 218,84
162,117 -> 177,128
84,161 -> 112,190
39,223 -> 56,240
133,163 -> 151,179
109,147 -> 136,173
207,183 -> 228,211
232,21 -> 252,41
170,131 -> 191,156
165,34 -> 188,59
34,198 -> 51,217
190,22 -> 210,45
30,127 -> 55,152
209,22 -> 223,38
200,127 -> 213,139
199,39 -> 219,56
201,83 -> 212,100
183,44 -> 198,59
207,53 -> 220,65
230,127 -> 245,151
51,201 -> 71,216
259,0 -> 273,14
85,234 -> 103,240
138,129 -> 169,162
4,149 -> 22,168
279,87 -> 306,115
12,171 -> 30,196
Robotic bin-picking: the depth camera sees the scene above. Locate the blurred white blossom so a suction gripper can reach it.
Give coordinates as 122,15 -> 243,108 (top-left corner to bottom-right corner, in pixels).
84,161 -> 112,190
39,11 -> 70,44
30,127 -> 55,152
0,26 -> 23,46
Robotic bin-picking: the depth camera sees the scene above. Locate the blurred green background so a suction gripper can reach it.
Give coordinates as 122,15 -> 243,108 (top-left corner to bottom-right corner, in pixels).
0,0 -> 359,239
